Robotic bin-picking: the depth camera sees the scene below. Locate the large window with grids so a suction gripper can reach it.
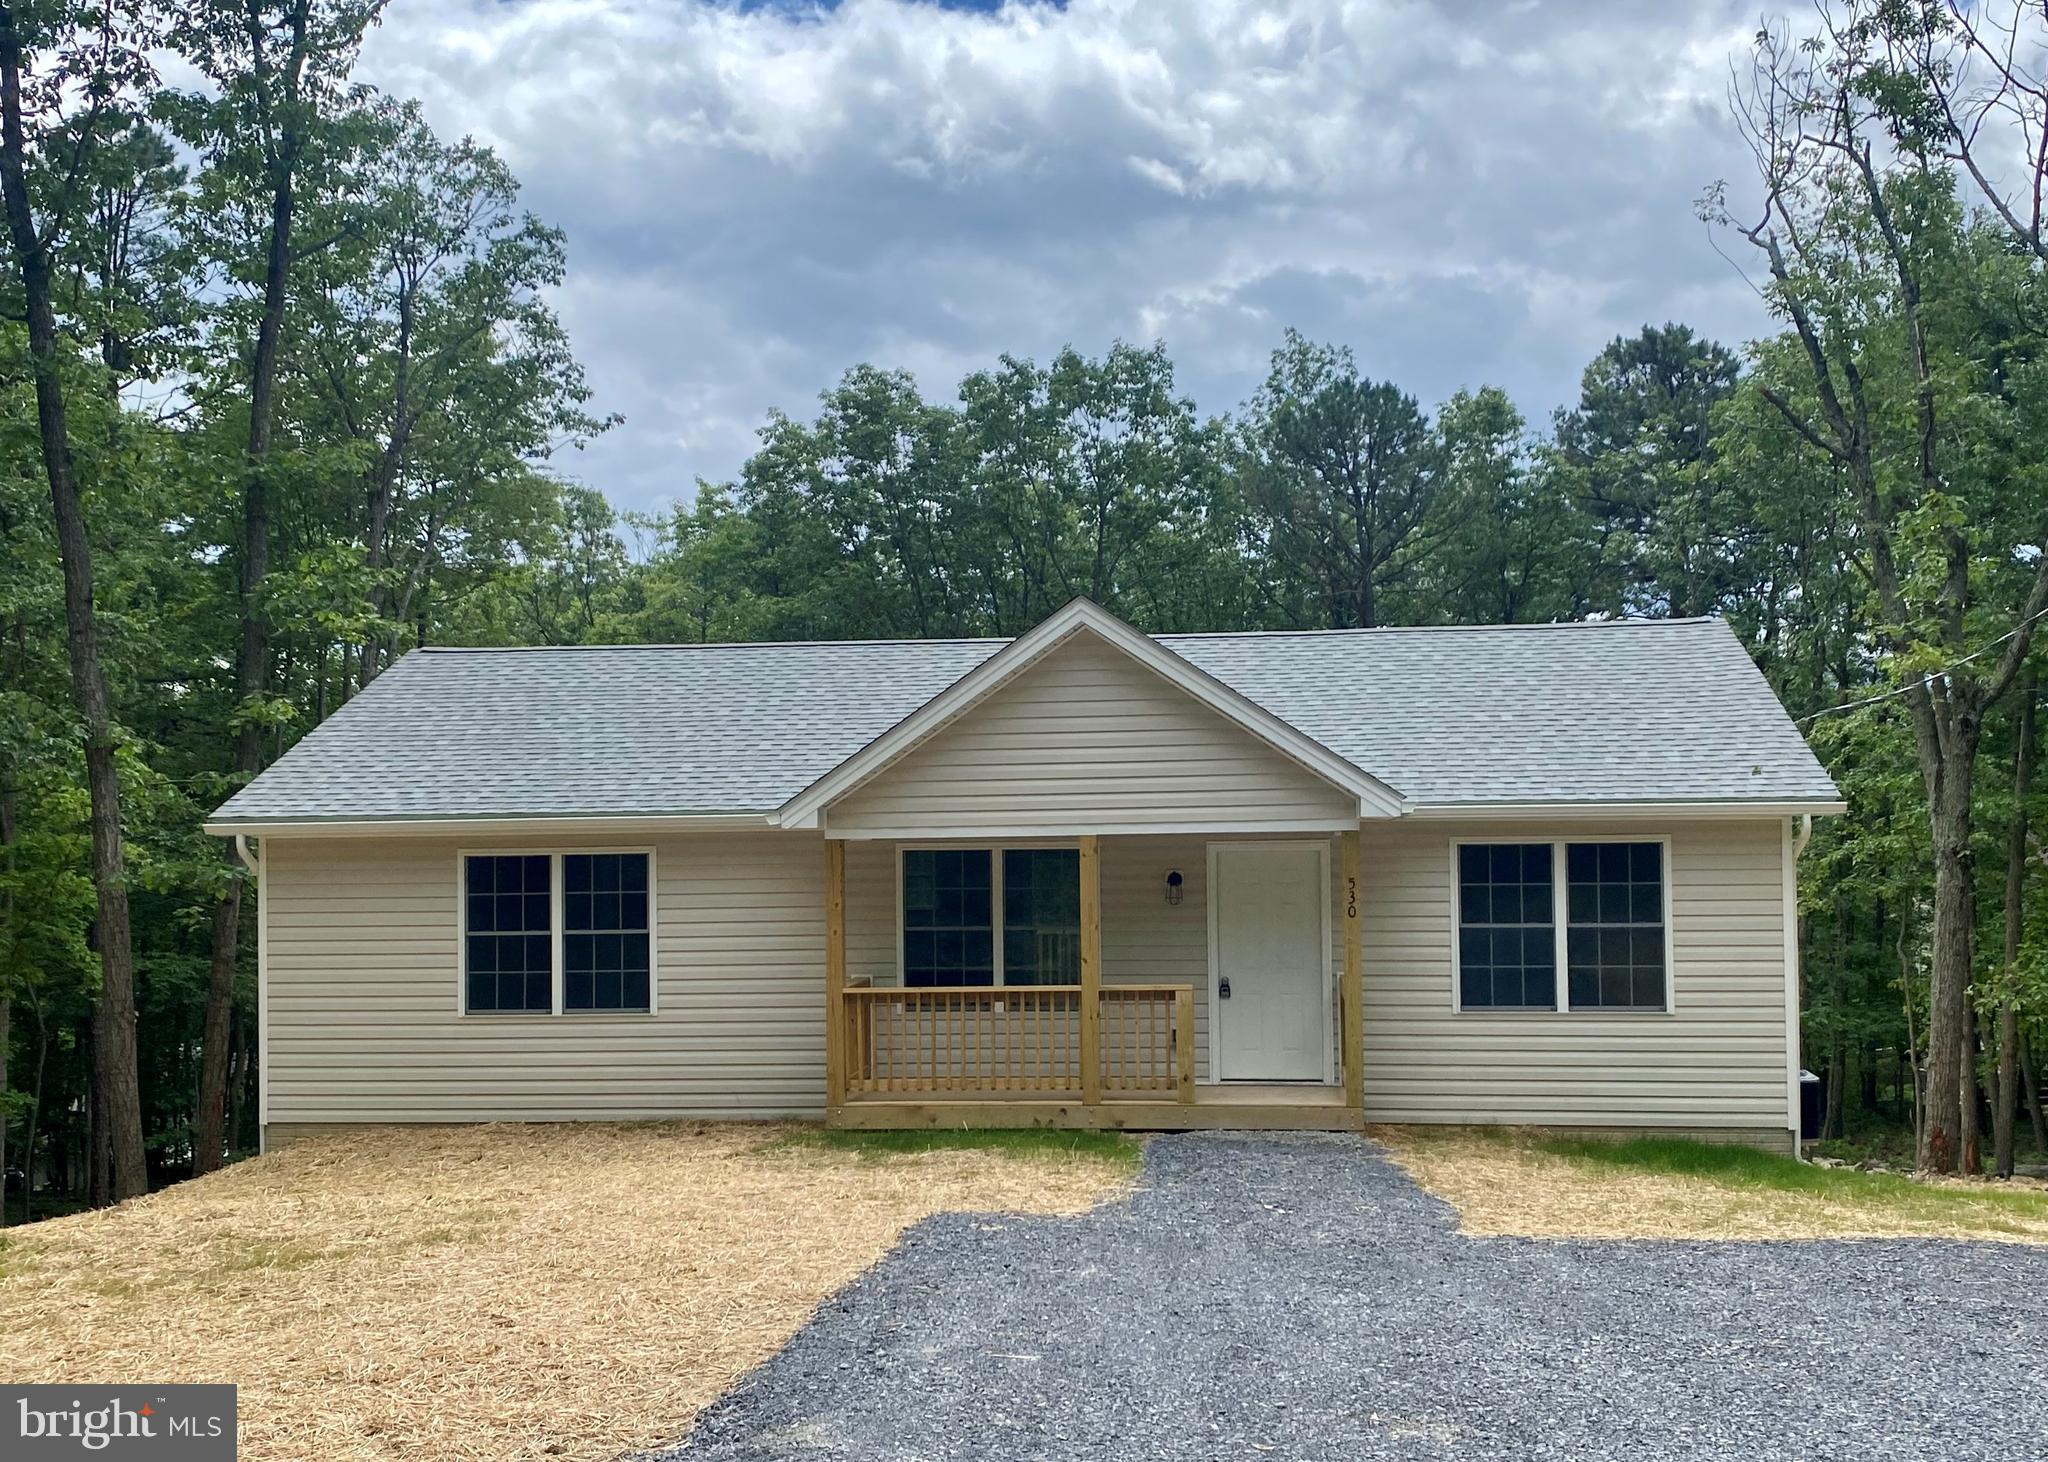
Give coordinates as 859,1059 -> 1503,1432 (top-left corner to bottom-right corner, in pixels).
900,847 -> 1081,988
462,850 -> 654,1014
1454,839 -> 1669,1013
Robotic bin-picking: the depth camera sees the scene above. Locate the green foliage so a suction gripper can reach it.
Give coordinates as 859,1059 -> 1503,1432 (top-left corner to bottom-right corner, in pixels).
0,0 -> 615,1206
1533,1133 -> 2048,1229
1552,324 -> 1747,618
775,1127 -> 1144,1167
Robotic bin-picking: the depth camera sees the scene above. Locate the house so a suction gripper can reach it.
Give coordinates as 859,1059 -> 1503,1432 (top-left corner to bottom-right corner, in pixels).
205,598 -> 1844,1153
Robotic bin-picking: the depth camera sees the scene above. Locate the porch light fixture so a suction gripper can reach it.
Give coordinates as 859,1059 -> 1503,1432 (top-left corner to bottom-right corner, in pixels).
1165,870 -> 1184,906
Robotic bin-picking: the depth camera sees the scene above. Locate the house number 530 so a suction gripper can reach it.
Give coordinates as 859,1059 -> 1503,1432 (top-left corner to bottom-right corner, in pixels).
1346,877 -> 1357,919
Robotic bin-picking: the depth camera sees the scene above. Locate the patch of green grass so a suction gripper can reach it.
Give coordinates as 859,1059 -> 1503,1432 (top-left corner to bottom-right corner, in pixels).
767,1127 -> 1143,1167
205,1240 -> 332,1276
1533,1133 -> 2048,1229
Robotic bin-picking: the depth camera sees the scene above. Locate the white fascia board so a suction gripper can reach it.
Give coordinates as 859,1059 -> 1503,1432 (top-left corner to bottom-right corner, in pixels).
203,812 -> 777,839
1402,799 -> 1848,821
824,817 -> 1362,841
777,597 -> 1405,827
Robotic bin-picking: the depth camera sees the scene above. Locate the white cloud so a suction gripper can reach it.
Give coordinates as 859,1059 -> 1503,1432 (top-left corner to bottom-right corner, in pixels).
357,0 -> 1776,513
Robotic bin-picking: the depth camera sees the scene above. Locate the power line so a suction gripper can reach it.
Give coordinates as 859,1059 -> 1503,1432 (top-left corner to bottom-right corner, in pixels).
1795,602 -> 2048,725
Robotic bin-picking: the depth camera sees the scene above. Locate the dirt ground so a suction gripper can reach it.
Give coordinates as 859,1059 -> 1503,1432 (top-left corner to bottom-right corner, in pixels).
0,1122 -> 1131,1461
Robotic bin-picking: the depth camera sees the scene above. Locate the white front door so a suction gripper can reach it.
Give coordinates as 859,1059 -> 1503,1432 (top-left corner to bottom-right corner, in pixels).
1211,843 -> 1329,1082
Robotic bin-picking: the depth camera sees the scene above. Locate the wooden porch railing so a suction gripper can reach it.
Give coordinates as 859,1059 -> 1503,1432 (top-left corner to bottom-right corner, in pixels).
839,984 -> 1195,1103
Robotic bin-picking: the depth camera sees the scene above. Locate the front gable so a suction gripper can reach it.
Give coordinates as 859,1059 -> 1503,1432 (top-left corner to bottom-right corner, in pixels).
789,601 -> 1400,837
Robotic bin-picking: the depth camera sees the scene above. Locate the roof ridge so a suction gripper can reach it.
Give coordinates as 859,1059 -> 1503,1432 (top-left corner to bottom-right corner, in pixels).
1161,618 -> 1722,640
413,636 -> 1011,654
408,617 -> 1724,655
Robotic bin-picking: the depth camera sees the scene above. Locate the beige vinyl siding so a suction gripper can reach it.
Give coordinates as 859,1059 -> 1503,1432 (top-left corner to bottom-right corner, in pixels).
264,830 -> 827,1124
264,817 -> 1792,1133
1360,817 -> 1790,1131
824,636 -> 1357,834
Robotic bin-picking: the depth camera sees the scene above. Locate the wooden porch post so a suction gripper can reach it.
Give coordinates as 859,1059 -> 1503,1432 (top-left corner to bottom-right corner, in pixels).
824,839 -> 846,1108
1079,833 -> 1102,1106
1341,830 -> 1364,1112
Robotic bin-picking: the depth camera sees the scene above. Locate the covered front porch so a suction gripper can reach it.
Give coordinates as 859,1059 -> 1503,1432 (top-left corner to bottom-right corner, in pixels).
821,834 -> 1366,1132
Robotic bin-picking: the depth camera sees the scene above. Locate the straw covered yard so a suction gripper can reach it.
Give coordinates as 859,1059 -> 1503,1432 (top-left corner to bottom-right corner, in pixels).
1378,1126 -> 2048,1244
0,1122 -> 1134,1461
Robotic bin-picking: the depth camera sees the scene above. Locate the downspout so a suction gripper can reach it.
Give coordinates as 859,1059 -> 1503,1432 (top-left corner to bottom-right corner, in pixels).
1786,815 -> 1813,1158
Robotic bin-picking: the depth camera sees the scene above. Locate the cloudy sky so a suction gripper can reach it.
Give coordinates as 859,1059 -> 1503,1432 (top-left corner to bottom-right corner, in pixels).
357,0 -> 1777,516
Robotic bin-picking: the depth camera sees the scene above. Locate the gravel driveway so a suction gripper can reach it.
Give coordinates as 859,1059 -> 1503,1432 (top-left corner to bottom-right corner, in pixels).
660,1132 -> 2047,1461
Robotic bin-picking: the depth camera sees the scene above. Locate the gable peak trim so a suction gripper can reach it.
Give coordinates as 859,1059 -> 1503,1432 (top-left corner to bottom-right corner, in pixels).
775,597 -> 1405,828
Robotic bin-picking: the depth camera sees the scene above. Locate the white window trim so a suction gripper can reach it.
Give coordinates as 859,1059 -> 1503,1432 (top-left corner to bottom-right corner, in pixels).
1447,836 -> 1676,1016
456,847 -> 659,1016
894,840 -> 1079,988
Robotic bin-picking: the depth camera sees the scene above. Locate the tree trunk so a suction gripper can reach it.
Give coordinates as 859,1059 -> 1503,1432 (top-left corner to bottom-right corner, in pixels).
1,773 -> 13,1225
225,1014 -> 247,1156
354,452 -> 399,688
1824,1046 -> 1845,1141
0,2 -> 146,1204
1900,918 -> 1924,1154
198,23 -> 303,1173
192,876 -> 240,1176
1996,673 -> 2033,1177
21,995 -> 44,1222
2023,1041 -> 2047,1158
357,284 -> 416,689
0,989 -> 9,1228
1920,742 -> 1980,1174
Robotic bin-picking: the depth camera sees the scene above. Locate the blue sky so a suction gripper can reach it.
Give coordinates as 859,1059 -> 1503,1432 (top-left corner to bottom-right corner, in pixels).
358,0 -> 1777,516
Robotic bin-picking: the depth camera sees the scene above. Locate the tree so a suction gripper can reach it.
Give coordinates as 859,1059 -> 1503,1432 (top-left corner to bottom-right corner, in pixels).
284,97 -> 603,686
1413,386 -> 1595,623
1553,325 -> 1745,617
166,0 -> 385,1176
956,343 -> 1235,633
0,0 -> 157,1202
1238,330 -> 1442,629
1721,10 -> 2048,1171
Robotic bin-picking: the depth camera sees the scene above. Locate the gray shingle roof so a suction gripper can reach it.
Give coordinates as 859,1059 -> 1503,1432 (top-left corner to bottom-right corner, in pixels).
210,617 -> 1839,825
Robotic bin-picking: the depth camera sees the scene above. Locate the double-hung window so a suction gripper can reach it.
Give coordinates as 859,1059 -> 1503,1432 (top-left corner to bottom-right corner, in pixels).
901,847 -> 1081,988
1455,843 -> 1557,1010
1454,839 -> 1669,1012
464,854 -> 554,1013
463,851 -> 654,1014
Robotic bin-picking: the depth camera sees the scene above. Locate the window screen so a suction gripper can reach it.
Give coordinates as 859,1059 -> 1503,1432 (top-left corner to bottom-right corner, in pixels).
1566,841 -> 1666,1009
563,852 -> 652,1012
1456,843 -> 1557,1009
464,855 -> 553,1012
1002,848 -> 1081,985
902,849 -> 994,987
